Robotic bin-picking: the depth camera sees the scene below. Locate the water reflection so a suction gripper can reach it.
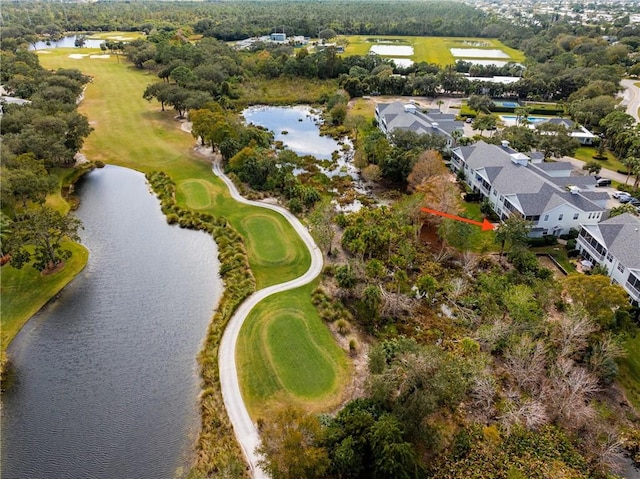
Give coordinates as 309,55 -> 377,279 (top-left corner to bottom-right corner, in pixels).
1,165 -> 222,479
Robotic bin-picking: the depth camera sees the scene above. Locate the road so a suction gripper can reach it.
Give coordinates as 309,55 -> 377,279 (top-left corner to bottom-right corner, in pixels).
620,79 -> 640,121
213,159 -> 323,479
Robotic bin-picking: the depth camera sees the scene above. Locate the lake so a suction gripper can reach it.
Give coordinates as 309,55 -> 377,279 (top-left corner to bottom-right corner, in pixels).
1,165 -> 222,479
30,35 -> 106,50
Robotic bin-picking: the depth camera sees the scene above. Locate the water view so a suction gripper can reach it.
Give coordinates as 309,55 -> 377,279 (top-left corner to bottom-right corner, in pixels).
30,35 -> 106,50
1,165 -> 222,479
243,105 -> 341,160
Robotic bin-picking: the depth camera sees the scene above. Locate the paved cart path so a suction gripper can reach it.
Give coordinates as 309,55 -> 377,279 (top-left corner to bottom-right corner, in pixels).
213,159 -> 323,479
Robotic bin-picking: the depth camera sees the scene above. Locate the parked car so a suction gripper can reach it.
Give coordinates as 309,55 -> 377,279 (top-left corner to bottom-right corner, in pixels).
612,191 -> 631,199
629,198 -> 640,207
595,178 -> 612,187
619,195 -> 635,204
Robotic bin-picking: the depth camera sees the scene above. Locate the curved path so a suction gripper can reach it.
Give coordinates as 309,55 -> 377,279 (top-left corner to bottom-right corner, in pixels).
620,79 -> 640,122
213,159 -> 324,478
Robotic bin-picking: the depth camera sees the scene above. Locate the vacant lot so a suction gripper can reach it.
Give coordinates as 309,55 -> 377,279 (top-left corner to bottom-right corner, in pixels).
341,35 -> 525,65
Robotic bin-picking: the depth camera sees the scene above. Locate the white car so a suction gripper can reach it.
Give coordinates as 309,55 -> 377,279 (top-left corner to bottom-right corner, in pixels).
612,191 -> 632,200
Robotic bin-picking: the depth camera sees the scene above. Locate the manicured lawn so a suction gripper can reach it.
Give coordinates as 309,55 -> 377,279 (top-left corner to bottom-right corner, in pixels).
38,49 -> 310,288
341,36 -> 524,66
1,243 -> 88,352
573,146 -> 625,173
618,329 -> 640,410
237,282 -> 350,419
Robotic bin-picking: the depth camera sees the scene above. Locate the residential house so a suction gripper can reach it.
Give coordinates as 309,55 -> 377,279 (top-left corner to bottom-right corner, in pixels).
576,213 -> 640,305
375,102 -> 464,149
545,118 -> 597,145
450,140 -> 607,236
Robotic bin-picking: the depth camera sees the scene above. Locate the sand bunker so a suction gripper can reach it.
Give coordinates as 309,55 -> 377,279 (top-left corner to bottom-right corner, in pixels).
89,54 -> 111,59
68,54 -> 89,59
450,48 -> 510,58
370,45 -> 414,56
35,51 -> 51,54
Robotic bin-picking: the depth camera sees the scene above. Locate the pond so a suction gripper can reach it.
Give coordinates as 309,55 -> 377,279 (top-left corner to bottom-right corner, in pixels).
1,165 -> 222,479
391,58 -> 414,68
30,35 -> 106,50
242,105 -> 359,178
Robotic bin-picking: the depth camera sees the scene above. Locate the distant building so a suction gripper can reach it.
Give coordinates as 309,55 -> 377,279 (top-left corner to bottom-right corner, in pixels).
576,213 -> 640,305
375,102 -> 464,149
270,32 -> 286,42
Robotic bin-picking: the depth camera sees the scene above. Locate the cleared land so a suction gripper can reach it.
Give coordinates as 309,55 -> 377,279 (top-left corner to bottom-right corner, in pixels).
341,35 -> 524,66
237,282 -> 350,418
619,332 -> 640,410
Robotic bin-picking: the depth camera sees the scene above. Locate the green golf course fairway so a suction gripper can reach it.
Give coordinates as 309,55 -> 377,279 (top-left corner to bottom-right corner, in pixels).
37,49 -> 310,288
36,48 -> 348,415
341,35 -> 524,65
237,282 -> 350,418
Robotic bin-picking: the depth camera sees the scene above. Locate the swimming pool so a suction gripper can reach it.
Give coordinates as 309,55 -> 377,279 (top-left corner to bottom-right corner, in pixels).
500,115 -> 549,125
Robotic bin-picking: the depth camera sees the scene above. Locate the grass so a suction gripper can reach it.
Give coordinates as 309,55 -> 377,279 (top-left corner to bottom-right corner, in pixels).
618,329 -> 640,410
340,35 -> 524,66
1,242 -> 88,352
237,282 -> 350,419
37,47 -> 348,431
461,201 -> 497,252
573,146 -> 625,173
38,49 -> 310,288
530,245 -> 576,274
240,77 -> 338,106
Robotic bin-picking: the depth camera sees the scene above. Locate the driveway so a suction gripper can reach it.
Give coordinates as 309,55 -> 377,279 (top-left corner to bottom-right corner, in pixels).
620,79 -> 640,121
213,159 -> 323,479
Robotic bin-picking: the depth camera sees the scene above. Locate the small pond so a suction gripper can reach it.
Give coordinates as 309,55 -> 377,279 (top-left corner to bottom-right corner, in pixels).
458,59 -> 510,67
30,35 -> 106,50
242,105 -> 359,178
391,58 -> 414,68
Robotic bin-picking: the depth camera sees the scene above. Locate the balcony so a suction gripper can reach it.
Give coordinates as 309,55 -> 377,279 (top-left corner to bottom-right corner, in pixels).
625,280 -> 640,302
577,237 -> 605,262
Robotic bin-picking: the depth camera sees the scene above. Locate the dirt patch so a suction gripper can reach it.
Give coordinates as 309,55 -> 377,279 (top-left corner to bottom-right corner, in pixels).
42,261 -> 65,276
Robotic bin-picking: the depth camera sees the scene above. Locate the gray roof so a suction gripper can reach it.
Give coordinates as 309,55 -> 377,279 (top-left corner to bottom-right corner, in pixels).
455,140 -> 604,216
377,102 -> 463,139
595,214 -> 640,270
532,161 -> 573,172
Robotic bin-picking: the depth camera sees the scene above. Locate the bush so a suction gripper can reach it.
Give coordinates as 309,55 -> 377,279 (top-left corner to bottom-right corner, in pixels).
527,235 -> 558,247
567,249 -> 580,258
464,193 -> 483,202
566,239 -> 577,250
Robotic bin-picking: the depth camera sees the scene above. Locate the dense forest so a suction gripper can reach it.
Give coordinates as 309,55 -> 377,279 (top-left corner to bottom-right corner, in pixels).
2,1 -> 640,478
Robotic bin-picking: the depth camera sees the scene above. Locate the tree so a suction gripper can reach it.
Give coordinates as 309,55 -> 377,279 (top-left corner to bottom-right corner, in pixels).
495,215 -> 531,256
563,275 -> 630,328
256,406 -> 329,479
1,153 -> 57,210
535,122 -> 580,159
582,160 -> 602,176
467,94 -> 493,114
8,206 -> 83,273
406,150 -> 446,193
319,28 -> 337,41
308,199 -> 336,255
370,414 -> 420,479
472,113 -> 498,136
621,156 -> 640,189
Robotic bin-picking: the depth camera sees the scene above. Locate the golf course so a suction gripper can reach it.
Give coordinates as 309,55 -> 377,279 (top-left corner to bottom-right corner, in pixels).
341,35 -> 525,66
32,45 -> 350,445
